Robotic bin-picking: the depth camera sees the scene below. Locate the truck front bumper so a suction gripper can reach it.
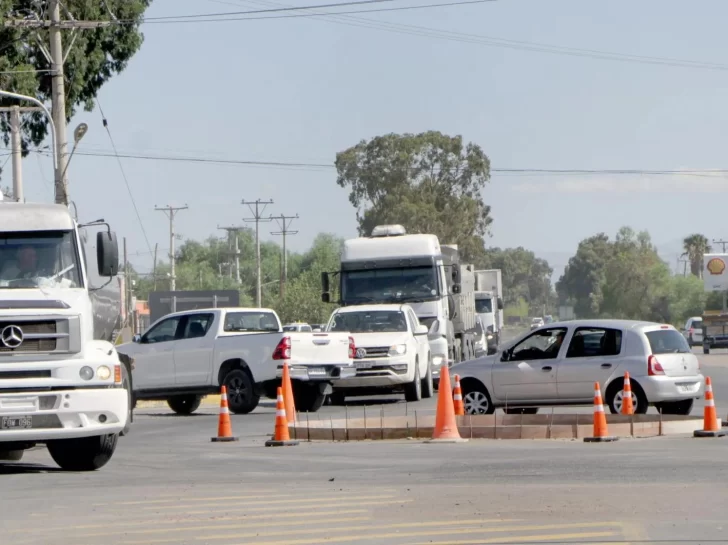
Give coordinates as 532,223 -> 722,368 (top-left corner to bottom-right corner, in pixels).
335,356 -> 412,389
276,364 -> 356,382
0,387 -> 128,442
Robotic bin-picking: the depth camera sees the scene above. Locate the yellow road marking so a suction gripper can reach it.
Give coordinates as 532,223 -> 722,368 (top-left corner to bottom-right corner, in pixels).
148,494 -> 397,510
410,532 -> 619,545
74,516 -> 371,539
165,498 -> 414,516
119,520 -> 528,545
619,520 -> 650,545
5,501 -> 412,535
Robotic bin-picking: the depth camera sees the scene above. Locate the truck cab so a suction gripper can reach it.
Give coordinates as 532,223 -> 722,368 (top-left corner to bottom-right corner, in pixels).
0,201 -> 129,471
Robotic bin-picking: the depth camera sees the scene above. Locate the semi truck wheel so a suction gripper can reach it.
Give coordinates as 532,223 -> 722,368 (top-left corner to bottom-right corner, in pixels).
293,383 -> 326,413
47,434 -> 118,471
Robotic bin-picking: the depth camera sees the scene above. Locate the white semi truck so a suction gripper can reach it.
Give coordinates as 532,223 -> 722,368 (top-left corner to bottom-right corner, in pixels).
474,269 -> 504,355
321,225 -> 479,385
0,200 -> 131,471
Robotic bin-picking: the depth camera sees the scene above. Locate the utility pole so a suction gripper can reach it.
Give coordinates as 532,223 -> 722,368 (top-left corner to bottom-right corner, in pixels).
677,257 -> 689,277
242,199 -> 274,308
713,239 -> 728,253
155,205 -> 188,292
152,243 -> 159,291
0,106 -> 42,202
218,225 -> 244,284
4,2 -> 114,205
270,214 -> 299,299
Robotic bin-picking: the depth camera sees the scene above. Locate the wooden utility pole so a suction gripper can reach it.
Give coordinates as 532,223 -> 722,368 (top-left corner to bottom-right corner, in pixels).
242,199 -> 274,307
271,214 -> 299,299
4,2 -> 114,205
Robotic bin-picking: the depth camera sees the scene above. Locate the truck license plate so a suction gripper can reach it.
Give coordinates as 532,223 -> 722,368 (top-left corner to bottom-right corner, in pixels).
355,361 -> 374,369
1,416 -> 32,430
307,367 -> 327,376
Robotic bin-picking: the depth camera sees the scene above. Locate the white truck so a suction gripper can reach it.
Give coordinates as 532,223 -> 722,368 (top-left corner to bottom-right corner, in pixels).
325,304 -> 433,403
321,224 -> 479,386
117,307 -> 356,413
474,269 -> 504,355
0,201 -> 131,471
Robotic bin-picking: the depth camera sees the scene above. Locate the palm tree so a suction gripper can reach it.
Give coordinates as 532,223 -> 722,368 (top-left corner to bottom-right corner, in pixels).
682,234 -> 712,278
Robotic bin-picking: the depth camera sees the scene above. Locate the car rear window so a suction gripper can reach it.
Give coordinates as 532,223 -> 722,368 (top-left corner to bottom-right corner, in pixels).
645,329 -> 691,354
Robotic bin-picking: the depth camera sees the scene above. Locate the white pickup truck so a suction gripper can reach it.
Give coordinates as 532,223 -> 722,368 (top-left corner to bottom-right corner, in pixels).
326,304 -> 433,404
117,307 -> 355,414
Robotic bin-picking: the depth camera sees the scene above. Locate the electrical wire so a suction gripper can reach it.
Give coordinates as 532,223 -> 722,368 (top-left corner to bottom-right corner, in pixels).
95,99 -> 155,257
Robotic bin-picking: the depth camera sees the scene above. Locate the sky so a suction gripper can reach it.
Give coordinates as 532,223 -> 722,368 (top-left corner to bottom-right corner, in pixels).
7,0 -> 728,281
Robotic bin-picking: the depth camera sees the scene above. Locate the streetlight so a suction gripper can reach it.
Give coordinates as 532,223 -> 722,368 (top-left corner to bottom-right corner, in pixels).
60,121 -> 88,182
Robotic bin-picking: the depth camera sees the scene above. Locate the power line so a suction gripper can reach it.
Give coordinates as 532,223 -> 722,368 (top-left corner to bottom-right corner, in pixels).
96,98 -> 154,257
242,199 -> 274,307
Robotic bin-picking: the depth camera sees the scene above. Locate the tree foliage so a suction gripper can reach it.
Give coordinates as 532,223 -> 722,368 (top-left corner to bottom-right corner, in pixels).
335,131 -> 492,262
557,227 -> 708,325
681,234 -> 711,278
0,0 -> 151,152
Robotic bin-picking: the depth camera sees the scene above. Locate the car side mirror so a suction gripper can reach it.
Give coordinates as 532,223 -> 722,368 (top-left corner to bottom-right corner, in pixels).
132,334 -> 141,343
97,231 -> 119,277
414,324 -> 428,336
500,348 -> 511,362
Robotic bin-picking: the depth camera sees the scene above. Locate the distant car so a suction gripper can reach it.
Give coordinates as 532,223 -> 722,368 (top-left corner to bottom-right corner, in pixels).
450,319 -> 704,417
283,323 -> 313,332
544,315 -> 554,324
682,316 -> 703,347
530,317 -> 545,330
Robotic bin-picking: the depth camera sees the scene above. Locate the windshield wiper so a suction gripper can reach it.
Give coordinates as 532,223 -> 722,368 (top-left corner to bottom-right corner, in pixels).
49,264 -> 75,281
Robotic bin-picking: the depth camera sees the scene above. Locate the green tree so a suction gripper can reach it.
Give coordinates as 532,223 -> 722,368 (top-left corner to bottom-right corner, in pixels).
681,234 -> 711,278
335,131 -> 492,262
0,1 -> 151,151
556,233 -> 612,318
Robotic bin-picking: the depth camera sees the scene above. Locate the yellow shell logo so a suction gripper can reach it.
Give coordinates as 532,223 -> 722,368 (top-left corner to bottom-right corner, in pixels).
707,258 -> 726,276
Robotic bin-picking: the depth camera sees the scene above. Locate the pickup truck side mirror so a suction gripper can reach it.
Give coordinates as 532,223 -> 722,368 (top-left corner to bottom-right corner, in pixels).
414,324 -> 428,336
132,334 -> 141,343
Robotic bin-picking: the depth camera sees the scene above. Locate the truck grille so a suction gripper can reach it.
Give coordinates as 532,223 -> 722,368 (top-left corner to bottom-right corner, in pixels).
0,320 -> 61,353
358,346 -> 390,358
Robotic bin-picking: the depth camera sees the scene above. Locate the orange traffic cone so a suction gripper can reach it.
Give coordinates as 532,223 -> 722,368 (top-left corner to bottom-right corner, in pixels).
426,365 -> 467,443
584,382 -> 618,443
694,377 -> 726,438
620,372 -> 634,416
211,386 -> 239,442
453,374 -> 465,416
282,362 -> 297,424
265,387 -> 300,447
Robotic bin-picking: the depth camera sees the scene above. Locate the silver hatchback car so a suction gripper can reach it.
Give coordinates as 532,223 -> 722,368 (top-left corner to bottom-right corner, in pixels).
450,319 -> 704,416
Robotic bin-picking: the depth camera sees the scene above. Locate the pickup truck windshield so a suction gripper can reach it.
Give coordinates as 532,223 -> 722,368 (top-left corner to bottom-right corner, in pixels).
475,298 -> 493,313
329,310 -> 408,333
341,266 -> 439,304
0,231 -> 82,289
224,311 -> 279,332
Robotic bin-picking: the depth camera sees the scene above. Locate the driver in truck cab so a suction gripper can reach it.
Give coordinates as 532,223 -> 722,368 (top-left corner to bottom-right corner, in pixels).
1,244 -> 40,280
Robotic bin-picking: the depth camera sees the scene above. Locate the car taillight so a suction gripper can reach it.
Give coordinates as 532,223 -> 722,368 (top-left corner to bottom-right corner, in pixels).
348,336 -> 356,359
648,355 -> 665,376
272,336 -> 292,360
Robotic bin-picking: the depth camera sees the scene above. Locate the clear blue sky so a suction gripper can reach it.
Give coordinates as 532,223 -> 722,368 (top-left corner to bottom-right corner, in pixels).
13,0 -> 728,279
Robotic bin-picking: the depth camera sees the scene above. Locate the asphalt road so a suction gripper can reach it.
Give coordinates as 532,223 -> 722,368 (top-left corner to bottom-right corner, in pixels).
3,346 -> 728,545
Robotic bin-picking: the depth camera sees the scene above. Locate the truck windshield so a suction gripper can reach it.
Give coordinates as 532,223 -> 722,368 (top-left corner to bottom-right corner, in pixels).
0,231 -> 82,289
475,298 -> 493,313
329,310 -> 408,333
341,266 -> 439,304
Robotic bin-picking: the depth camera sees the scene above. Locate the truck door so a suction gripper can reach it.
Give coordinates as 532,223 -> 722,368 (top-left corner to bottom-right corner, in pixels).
173,312 -> 215,386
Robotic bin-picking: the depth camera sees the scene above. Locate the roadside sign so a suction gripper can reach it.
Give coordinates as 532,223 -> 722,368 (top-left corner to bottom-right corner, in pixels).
703,254 -> 728,291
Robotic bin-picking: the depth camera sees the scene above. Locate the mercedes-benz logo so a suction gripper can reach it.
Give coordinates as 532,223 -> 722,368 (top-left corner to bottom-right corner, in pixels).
1,325 -> 24,349
355,348 -> 367,359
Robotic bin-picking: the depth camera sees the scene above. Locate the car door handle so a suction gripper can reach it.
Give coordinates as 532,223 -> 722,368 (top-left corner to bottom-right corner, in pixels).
601,363 -> 612,368
541,366 -> 552,372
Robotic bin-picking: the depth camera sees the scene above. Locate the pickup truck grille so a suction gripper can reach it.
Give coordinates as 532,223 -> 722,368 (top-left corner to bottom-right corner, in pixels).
0,318 -> 76,354
358,346 -> 390,359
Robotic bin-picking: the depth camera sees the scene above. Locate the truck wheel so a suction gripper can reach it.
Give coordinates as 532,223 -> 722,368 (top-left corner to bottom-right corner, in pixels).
293,383 -> 325,413
656,399 -> 694,415
47,434 -> 118,471
120,363 -> 132,436
421,357 -> 434,399
703,345 -> 710,354
167,395 -> 202,415
223,369 -> 261,414
329,392 -> 346,406
405,362 -> 422,402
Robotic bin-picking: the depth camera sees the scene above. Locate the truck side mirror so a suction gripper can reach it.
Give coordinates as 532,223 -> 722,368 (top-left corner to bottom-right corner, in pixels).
497,297 -> 504,310
321,271 -> 330,293
97,231 -> 119,277
451,264 -> 461,284
132,334 -> 141,343
452,284 -> 461,294
321,292 -> 331,303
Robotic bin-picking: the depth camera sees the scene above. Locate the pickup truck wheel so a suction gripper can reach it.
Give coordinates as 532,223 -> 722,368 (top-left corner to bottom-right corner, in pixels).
223,369 -> 260,414
120,363 -> 132,436
404,362 -> 422,402
293,384 -> 325,413
47,434 -> 118,471
703,345 -> 710,354
656,399 -> 694,415
167,395 -> 202,415
421,357 -> 434,399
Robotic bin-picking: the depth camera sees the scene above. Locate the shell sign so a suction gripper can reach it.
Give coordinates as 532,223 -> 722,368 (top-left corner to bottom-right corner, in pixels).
703,254 -> 728,292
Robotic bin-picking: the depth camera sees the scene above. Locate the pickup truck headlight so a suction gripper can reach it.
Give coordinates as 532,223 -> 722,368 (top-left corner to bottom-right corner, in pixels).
389,344 -> 407,356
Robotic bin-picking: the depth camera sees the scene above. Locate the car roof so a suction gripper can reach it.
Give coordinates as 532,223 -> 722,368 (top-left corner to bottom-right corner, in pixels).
164,307 -> 278,319
335,304 -> 409,313
544,318 -> 672,331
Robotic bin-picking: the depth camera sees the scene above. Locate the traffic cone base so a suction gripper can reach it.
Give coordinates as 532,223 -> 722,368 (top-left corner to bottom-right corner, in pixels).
584,381 -> 618,443
266,386 -> 300,447
425,365 -> 468,444
694,377 -> 725,438
693,429 -> 725,438
211,386 -> 239,443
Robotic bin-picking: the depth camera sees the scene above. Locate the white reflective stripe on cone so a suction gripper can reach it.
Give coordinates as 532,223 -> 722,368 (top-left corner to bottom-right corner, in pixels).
221,393 -> 228,401
276,409 -> 287,417
707,398 -> 715,407
594,404 -> 605,413
277,396 -> 284,403
220,407 -> 229,414
453,394 -> 462,401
